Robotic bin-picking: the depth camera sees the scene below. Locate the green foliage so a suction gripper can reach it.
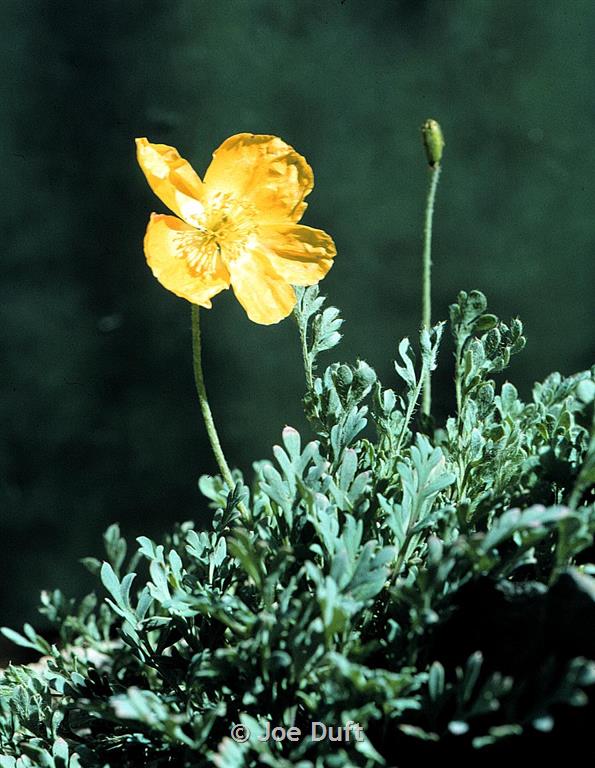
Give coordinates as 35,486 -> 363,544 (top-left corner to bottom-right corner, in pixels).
1,289 -> 594,766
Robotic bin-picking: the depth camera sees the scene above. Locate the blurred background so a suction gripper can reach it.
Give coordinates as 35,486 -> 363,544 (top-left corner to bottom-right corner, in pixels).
1,0 -> 594,640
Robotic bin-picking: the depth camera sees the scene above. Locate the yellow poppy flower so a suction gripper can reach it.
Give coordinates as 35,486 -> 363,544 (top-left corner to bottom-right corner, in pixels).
135,134 -> 336,324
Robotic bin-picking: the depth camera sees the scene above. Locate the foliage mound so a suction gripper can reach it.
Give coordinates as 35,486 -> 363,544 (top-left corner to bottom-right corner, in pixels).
1,287 -> 594,767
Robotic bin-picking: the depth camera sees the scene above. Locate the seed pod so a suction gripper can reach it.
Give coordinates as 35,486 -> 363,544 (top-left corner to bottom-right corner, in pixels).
421,119 -> 445,168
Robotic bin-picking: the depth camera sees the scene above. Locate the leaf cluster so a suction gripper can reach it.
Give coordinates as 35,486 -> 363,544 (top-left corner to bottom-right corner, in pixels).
1,289 -> 594,767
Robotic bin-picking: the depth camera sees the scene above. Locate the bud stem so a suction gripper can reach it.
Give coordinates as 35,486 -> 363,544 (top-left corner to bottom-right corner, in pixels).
421,164 -> 442,417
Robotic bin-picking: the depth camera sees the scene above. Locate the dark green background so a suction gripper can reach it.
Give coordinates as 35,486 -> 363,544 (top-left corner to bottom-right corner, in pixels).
1,0 -> 594,631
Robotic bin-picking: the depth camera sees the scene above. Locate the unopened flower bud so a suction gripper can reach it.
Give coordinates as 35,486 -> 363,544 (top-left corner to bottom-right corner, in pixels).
421,119 -> 445,168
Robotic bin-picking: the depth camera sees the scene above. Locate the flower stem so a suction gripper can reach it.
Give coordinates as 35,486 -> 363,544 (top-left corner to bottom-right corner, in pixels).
421,164 -> 442,417
191,304 -> 236,492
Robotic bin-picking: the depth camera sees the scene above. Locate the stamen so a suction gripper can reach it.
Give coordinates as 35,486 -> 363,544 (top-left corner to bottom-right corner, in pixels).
173,231 -> 219,275
174,192 -> 259,273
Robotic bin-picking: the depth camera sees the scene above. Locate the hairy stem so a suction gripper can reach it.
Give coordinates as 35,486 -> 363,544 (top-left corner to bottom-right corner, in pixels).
294,305 -> 314,391
455,337 -> 464,423
191,304 -> 236,492
395,374 -> 425,457
421,165 -> 442,417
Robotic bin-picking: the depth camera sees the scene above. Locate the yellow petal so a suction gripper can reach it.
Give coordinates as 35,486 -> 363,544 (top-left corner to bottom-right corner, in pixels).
203,133 -> 313,224
228,249 -> 296,324
144,214 -> 230,307
136,138 -> 206,227
258,224 -> 336,286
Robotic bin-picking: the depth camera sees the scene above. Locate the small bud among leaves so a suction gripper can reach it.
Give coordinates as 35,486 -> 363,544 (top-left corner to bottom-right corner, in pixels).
422,118 -> 445,168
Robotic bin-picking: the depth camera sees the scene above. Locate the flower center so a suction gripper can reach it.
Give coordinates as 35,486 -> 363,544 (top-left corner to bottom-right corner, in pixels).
175,192 -> 260,275
204,192 -> 259,254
